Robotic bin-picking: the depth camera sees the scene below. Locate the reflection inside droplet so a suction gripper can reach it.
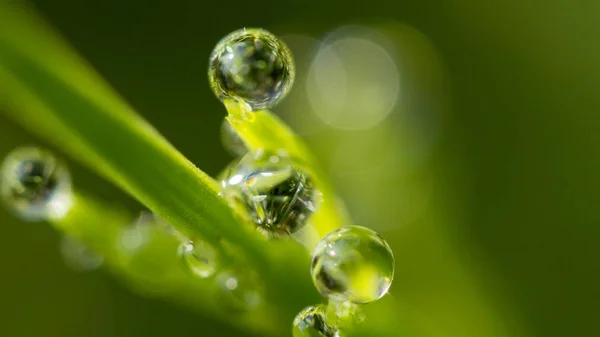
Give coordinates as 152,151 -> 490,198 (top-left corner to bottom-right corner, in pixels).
0,147 -> 73,222
216,270 -> 262,310
178,240 -> 217,279
311,226 -> 394,304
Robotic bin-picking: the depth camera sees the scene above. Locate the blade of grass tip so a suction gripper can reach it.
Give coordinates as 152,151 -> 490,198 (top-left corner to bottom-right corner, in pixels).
0,4 -> 268,265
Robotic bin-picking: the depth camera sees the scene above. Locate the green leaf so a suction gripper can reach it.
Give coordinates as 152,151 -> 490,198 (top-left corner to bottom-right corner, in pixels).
0,4 -> 319,334
0,4 -> 403,337
55,192 -> 285,336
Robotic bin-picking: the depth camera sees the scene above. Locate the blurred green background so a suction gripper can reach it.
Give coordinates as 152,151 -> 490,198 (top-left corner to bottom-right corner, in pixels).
1,0 -> 598,336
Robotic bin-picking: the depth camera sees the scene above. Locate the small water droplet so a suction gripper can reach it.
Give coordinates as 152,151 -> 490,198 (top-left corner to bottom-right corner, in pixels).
324,300 -> 365,330
220,151 -> 320,237
311,226 -> 394,304
118,211 -> 182,254
0,147 -> 73,221
119,226 -> 147,253
220,120 -> 248,157
293,305 -> 339,337
178,240 -> 217,279
141,211 -> 186,240
209,28 -> 295,110
216,270 -> 262,310
60,236 -> 104,271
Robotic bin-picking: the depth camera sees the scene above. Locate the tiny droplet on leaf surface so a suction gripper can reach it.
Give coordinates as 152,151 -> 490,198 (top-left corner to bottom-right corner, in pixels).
178,240 -> 217,279
60,236 -> 104,272
216,270 -> 262,310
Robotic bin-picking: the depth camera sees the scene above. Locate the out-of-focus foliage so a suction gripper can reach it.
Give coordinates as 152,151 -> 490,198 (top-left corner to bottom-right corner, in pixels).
0,0 -> 598,337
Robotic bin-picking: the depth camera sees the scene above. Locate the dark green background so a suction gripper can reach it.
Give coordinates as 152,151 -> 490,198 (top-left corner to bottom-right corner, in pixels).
1,0 -> 598,336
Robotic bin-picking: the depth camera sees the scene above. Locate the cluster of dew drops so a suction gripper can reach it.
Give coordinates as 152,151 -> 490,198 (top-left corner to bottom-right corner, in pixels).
0,28 -> 395,337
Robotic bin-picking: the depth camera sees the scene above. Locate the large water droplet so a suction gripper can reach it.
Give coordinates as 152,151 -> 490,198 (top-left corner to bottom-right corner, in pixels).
60,236 -> 104,271
209,28 -> 295,110
0,147 -> 73,221
311,226 -> 394,304
220,150 -> 320,237
220,120 -> 248,157
216,270 -> 262,310
178,240 -> 217,279
293,305 -> 339,337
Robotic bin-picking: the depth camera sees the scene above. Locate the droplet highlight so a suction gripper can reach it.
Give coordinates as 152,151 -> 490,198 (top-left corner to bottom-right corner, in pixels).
220,150 -> 320,237
209,28 -> 295,110
293,305 -> 339,337
216,270 -> 262,310
311,226 -> 394,304
178,240 -> 217,279
0,147 -> 73,221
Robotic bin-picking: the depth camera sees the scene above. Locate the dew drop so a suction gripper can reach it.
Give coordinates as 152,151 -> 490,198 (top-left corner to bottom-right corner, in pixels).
209,28 -> 295,110
324,300 -> 365,330
220,120 -> 248,157
293,305 -> 339,337
0,147 -> 73,221
178,240 -> 217,279
141,211 -> 186,240
216,270 -> 262,310
220,150 -> 320,237
119,211 -> 182,254
119,226 -> 147,253
60,236 -> 104,272
311,226 -> 394,304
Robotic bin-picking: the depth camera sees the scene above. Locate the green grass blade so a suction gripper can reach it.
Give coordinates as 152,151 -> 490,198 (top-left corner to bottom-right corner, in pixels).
55,192 -> 285,336
0,3 -> 265,261
0,4 -> 405,337
0,5 -> 320,334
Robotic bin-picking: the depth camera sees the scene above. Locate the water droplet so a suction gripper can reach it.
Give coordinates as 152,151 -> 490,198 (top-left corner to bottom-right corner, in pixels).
60,236 -> 104,271
142,211 -> 186,239
324,300 -> 364,330
178,240 -> 217,279
220,151 -> 320,237
293,305 -> 339,337
216,270 -> 262,310
311,226 -> 394,304
119,226 -> 147,253
118,211 -> 181,254
209,28 -> 295,110
221,120 -> 248,157
0,147 -> 73,221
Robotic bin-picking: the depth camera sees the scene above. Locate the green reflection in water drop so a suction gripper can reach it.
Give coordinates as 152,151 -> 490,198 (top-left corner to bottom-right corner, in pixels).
0,147 -> 72,221
293,305 -> 339,337
209,28 -> 295,110
311,226 -> 394,304
220,150 -> 319,237
178,240 -> 217,279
